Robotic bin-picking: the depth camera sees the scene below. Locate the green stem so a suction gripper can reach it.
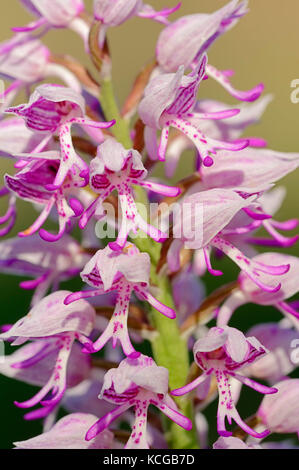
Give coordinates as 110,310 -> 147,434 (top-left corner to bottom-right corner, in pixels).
99,79 -> 198,450
134,239 -> 199,449
150,268 -> 199,449
100,79 -> 132,148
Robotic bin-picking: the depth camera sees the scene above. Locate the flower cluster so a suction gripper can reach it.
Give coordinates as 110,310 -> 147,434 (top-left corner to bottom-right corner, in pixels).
0,0 -> 299,450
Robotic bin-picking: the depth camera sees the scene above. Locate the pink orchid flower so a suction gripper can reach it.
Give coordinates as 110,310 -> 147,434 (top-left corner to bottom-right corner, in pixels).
4,156 -> 88,241
5,84 -> 115,189
85,354 -> 192,449
139,55 -> 250,165
65,243 -> 176,356
172,326 -> 277,438
167,188 -> 290,292
16,0 -> 88,42
79,137 -> 181,250
164,95 -> 272,178
0,339 -> 91,421
0,35 -> 81,107
0,291 -> 95,414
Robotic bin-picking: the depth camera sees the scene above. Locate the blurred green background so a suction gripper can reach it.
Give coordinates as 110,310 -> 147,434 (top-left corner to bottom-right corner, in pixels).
0,0 -> 299,448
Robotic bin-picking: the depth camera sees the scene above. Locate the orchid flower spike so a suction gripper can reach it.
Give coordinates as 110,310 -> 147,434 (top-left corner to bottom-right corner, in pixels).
171,326 -> 277,438
0,291 -> 95,414
64,243 -> 176,356
139,55 -> 249,164
217,253 -> 299,326
79,137 -> 181,250
167,188 -> 290,292
5,84 -> 115,189
85,354 -> 192,449
94,0 -> 181,48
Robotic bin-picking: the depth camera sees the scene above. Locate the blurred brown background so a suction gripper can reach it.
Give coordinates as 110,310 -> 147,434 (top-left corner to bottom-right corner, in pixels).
0,0 -> 299,448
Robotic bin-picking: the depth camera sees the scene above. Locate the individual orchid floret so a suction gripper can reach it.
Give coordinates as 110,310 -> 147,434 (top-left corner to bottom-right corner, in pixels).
164,95 -> 272,178
64,244 -> 176,356
171,326 -> 277,438
0,339 -> 91,420
94,0 -> 181,48
217,253 -> 299,326
156,1 -> 263,102
257,379 -> 299,436
0,36 -> 49,105
14,413 -> 114,449
198,151 -> 299,250
167,188 -> 290,292
244,323 -> 299,384
0,234 -> 90,305
194,185 -> 298,281
16,0 -> 88,43
5,156 -> 87,242
0,35 -> 82,106
5,84 -> 115,189
79,138 -> 181,250
85,354 -> 192,449
139,56 -> 249,165
156,0 -> 248,73
0,291 -> 95,413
